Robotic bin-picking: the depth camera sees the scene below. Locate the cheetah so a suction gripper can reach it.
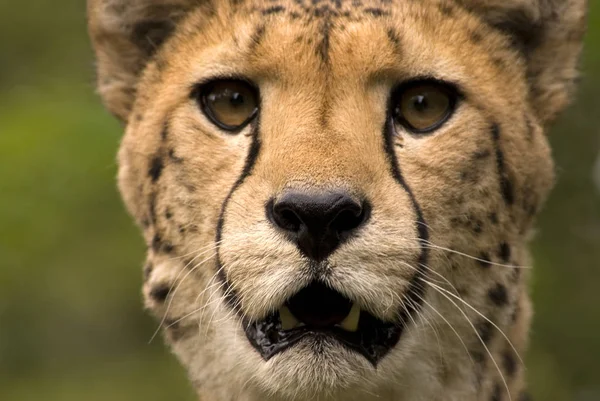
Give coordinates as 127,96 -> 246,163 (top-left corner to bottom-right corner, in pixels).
88,0 -> 588,400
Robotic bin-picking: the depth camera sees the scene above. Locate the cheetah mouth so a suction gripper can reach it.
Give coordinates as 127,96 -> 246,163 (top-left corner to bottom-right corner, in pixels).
243,282 -> 405,366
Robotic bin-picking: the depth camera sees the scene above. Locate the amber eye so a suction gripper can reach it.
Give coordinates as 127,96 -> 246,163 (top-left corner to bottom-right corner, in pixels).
197,80 -> 259,131
393,82 -> 456,133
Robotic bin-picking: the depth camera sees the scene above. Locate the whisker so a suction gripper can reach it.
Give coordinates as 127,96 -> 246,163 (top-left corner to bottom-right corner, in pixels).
421,278 -> 513,401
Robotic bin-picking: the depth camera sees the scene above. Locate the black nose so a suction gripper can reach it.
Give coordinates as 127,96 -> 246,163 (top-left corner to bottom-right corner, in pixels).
266,191 -> 370,261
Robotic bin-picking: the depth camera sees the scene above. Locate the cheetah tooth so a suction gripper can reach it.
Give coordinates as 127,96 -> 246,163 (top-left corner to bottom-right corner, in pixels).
339,303 -> 361,332
279,305 -> 300,330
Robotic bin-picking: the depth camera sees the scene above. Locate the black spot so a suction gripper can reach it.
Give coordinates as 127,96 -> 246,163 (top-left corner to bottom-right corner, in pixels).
249,25 -> 266,53
178,225 -> 186,234
165,209 -> 173,220
473,219 -> 483,234
488,283 -> 508,307
148,193 -> 158,225
476,320 -> 493,344
470,31 -> 483,43
474,149 -> 491,160
161,128 -> 168,141
151,233 -> 162,252
491,382 -> 502,401
149,156 -> 164,183
503,349 -> 517,377
364,7 -> 389,17
491,124 -> 514,205
386,28 -> 402,52
150,284 -> 171,302
489,212 -> 499,224
143,262 -> 153,280
131,20 -> 175,56
168,148 -> 184,163
163,241 -> 175,253
438,3 -> 454,17
492,56 -> 507,70
262,5 -> 285,15
478,252 -> 492,269
498,242 -> 511,262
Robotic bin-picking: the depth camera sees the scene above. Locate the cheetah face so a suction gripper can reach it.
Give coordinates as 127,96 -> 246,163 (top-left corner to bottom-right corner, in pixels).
89,0 -> 586,399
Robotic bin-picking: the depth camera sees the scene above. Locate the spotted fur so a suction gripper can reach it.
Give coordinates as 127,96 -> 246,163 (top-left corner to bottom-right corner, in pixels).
88,0 -> 587,400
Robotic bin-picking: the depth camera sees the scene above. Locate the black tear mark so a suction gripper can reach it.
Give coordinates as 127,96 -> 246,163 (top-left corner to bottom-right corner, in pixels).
215,114 -> 262,315
478,252 -> 492,269
476,319 -> 494,344
503,349 -> 517,377
491,124 -> 514,205
150,284 -> 171,302
488,283 -> 508,307
262,5 -> 285,15
149,156 -> 164,183
491,382 -> 502,401
131,20 -> 175,57
498,242 -> 511,262
381,112 -> 430,359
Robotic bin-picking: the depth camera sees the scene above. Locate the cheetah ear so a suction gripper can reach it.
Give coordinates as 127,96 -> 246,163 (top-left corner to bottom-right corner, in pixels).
469,0 -> 588,125
87,0 -> 202,121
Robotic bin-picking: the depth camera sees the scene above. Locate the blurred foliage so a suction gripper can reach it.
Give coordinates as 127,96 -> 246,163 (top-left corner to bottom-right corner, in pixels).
0,1 -> 598,400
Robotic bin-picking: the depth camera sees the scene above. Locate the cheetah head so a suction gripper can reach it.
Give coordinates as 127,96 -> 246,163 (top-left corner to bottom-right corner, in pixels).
89,0 -> 587,400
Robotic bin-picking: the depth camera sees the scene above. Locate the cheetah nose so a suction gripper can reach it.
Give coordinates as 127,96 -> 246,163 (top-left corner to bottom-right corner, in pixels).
266,191 -> 371,261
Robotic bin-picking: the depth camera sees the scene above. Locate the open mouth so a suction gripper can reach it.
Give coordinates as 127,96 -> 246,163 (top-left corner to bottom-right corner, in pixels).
243,282 -> 405,366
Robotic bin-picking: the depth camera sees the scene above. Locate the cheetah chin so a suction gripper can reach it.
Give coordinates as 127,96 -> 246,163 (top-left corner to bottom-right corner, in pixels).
89,0 -> 587,400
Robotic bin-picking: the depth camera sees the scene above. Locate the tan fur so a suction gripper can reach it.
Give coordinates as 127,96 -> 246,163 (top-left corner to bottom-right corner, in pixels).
88,1 -> 587,400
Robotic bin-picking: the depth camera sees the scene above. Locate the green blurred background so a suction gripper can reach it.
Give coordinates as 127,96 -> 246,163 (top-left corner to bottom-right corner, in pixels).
0,1 -> 598,400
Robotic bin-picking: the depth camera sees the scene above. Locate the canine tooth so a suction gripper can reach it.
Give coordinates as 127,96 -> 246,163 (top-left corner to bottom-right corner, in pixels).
279,306 -> 300,330
339,303 -> 361,332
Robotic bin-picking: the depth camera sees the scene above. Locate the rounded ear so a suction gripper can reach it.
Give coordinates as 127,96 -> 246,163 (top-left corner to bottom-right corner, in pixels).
87,0 -> 201,121
463,0 -> 588,125
527,0 -> 588,125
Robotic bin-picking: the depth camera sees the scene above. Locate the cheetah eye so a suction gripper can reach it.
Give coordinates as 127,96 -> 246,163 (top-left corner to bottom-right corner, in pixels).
195,79 -> 259,132
392,81 -> 457,134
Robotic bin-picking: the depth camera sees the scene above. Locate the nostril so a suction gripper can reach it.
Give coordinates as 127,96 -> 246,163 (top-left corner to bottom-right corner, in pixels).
276,208 -> 302,232
267,199 -> 302,233
331,203 -> 369,234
